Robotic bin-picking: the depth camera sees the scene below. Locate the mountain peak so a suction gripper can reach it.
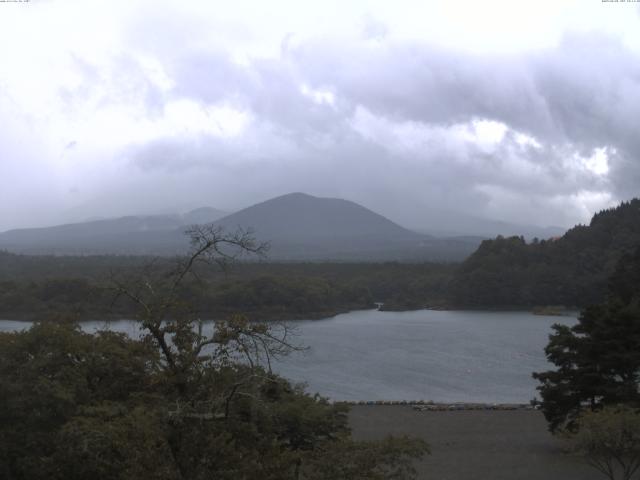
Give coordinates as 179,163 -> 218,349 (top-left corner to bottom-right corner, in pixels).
215,192 -> 412,240
278,192 -> 315,199
0,193 -> 482,261
260,192 -> 321,204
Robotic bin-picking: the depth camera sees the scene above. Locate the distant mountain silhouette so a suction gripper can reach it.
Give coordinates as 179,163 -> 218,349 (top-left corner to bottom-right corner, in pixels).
214,192 -> 418,241
182,207 -> 228,225
0,194 -> 480,260
0,208 -> 226,255
209,192 -> 480,260
414,213 -> 565,240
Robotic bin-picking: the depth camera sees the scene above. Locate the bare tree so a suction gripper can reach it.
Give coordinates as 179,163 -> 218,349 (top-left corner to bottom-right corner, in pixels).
108,225 -> 301,397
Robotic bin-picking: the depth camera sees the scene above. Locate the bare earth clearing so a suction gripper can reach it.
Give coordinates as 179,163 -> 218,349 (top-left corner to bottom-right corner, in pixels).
349,406 -> 601,480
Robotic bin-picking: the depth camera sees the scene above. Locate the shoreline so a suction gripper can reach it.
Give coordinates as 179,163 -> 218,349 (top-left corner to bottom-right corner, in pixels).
0,305 -> 579,324
337,400 -> 538,411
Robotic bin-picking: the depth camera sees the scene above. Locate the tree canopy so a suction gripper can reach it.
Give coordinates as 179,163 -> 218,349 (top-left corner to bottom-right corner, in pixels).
0,226 -> 428,479
451,199 -> 640,308
533,246 -> 640,432
568,405 -> 640,480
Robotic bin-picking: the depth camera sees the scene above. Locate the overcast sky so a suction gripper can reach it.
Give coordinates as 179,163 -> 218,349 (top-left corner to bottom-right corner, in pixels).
1,0 -> 639,232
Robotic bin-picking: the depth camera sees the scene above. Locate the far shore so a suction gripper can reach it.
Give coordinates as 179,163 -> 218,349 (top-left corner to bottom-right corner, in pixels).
0,305 -> 579,324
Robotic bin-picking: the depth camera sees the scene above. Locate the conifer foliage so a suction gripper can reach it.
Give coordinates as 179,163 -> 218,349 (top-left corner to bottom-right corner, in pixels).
533,246 -> 640,432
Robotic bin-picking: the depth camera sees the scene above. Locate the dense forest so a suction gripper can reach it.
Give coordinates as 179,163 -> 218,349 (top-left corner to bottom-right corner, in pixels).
0,253 -> 453,321
449,199 -> 640,308
1,198 -> 639,320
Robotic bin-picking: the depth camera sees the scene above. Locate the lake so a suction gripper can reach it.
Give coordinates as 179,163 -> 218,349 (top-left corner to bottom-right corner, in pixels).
0,309 -> 575,403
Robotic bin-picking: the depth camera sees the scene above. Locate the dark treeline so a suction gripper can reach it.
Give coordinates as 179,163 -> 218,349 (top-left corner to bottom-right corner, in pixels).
2,198 -> 639,319
450,199 -> 640,308
0,251 -> 149,280
0,254 -> 453,320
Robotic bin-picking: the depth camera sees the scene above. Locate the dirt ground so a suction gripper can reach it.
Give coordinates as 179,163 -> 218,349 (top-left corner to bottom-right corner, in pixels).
349,406 -> 602,480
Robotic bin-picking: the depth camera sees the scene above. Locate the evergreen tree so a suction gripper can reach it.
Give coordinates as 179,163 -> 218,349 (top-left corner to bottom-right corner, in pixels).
451,199 -> 640,308
533,246 -> 640,432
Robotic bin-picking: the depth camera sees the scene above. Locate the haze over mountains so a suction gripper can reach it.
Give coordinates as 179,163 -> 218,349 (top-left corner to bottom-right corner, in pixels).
0,193 -> 562,261
411,213 -> 565,241
0,207 -> 227,256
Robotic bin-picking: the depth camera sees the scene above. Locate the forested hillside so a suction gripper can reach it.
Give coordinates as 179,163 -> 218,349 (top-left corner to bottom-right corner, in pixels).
0,253 -> 452,320
449,199 -> 640,308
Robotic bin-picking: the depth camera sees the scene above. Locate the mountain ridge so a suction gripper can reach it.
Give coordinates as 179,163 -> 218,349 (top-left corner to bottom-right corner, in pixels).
213,192 -> 422,241
0,193 -> 479,260
0,207 -> 227,254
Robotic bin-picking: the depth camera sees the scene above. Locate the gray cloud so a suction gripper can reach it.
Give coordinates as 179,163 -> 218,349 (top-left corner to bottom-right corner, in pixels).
292,34 -> 640,197
114,31 -> 638,231
1,5 -> 639,234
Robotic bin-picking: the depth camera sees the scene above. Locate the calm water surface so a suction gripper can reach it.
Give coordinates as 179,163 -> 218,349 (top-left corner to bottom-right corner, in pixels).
0,309 -> 576,403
